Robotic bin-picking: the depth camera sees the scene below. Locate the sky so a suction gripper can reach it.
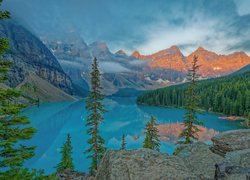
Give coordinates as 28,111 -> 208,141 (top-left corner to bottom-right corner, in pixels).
2,0 -> 250,55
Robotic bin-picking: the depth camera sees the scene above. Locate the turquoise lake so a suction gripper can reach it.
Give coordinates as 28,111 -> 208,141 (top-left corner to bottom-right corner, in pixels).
23,97 -> 242,174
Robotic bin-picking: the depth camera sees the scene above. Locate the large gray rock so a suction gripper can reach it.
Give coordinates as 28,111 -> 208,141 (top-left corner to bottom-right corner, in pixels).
176,142 -> 224,179
95,130 -> 250,180
96,149 -> 198,180
56,170 -> 94,180
225,149 -> 250,167
211,129 -> 250,156
56,170 -> 86,180
214,162 -> 250,180
214,149 -> 250,179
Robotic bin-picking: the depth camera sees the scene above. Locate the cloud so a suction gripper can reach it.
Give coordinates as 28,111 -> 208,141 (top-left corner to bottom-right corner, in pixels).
131,0 -> 250,55
104,121 -> 130,132
2,0 -> 250,55
234,0 -> 250,16
139,19 -> 249,56
99,62 -> 130,73
136,18 -> 218,55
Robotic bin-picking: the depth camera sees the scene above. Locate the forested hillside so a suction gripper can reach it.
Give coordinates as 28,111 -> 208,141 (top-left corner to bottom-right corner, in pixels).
137,71 -> 250,118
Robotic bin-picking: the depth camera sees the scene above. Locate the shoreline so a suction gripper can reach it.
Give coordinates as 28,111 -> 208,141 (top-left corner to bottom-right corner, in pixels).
136,102 -> 247,122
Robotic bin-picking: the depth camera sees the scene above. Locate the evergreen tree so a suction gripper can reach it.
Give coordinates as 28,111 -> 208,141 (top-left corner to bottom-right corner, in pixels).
56,134 -> 74,172
179,55 -> 202,144
0,2 -> 36,178
137,67 -> 250,121
85,57 -> 106,172
143,116 -> 160,151
245,112 -> 250,128
121,134 -> 126,150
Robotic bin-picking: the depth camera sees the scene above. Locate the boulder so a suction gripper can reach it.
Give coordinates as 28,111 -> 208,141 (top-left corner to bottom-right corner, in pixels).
225,149 -> 250,167
56,170 -> 91,180
96,149 -> 198,180
214,162 -> 250,180
211,129 -> 250,156
176,142 -> 224,179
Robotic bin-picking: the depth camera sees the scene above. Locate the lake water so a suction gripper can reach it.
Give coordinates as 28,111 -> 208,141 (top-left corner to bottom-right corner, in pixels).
23,97 -> 242,174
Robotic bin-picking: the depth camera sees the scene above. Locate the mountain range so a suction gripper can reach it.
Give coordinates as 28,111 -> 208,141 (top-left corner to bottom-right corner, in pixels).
43,31 -> 249,95
42,33 -> 186,95
0,19 -> 249,100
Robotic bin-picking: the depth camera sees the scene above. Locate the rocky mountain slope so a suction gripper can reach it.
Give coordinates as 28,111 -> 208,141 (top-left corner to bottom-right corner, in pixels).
132,46 -> 250,77
133,46 -> 187,73
0,20 -> 74,101
232,64 -> 250,75
17,73 -> 75,102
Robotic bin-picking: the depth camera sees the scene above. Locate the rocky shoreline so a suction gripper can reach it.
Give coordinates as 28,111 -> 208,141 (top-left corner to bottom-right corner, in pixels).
56,129 -> 250,180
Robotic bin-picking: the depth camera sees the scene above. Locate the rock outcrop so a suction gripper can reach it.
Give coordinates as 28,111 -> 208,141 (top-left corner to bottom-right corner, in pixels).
225,149 -> 250,167
215,163 -> 250,180
56,170 -> 90,180
51,130 -> 250,179
96,129 -> 250,180
96,149 -> 197,180
212,130 -> 250,179
176,142 -> 224,179
211,129 -> 250,156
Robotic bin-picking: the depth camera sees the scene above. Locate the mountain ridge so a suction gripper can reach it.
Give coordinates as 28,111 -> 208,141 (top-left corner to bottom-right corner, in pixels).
43,35 -> 185,95
42,32 -> 249,95
132,46 -> 250,77
0,20 -> 75,101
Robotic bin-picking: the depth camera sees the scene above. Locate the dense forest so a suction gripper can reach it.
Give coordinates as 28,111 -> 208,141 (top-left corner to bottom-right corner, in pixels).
137,71 -> 250,119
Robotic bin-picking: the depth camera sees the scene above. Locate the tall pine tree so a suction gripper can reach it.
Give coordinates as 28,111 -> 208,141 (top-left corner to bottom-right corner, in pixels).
121,134 -> 126,150
55,134 -> 74,172
0,1 -> 36,178
143,116 -> 160,151
85,57 -> 106,172
179,55 -> 202,144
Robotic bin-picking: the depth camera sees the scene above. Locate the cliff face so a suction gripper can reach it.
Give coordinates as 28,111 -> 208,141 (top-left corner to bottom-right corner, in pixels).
0,20 -> 73,95
132,47 -> 250,77
186,48 -> 250,77
147,46 -> 187,73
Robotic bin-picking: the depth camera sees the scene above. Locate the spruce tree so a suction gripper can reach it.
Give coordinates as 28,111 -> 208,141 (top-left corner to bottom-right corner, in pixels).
0,2 -> 36,178
245,113 -> 250,128
143,116 -> 160,151
85,57 -> 106,172
179,55 -> 202,144
56,134 -> 74,172
121,134 -> 126,150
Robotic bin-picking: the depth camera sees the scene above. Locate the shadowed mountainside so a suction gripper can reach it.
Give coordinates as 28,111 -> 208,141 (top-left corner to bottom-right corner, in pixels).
0,20 -> 75,101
